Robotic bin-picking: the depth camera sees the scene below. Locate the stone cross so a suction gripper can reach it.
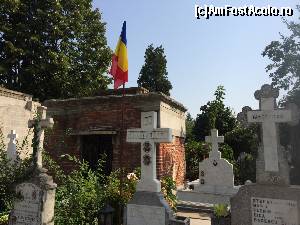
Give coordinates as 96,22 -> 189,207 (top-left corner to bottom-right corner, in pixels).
237,106 -> 253,127
247,84 -> 294,172
7,130 -> 18,161
205,128 -> 224,158
126,111 -> 172,193
28,106 -> 54,169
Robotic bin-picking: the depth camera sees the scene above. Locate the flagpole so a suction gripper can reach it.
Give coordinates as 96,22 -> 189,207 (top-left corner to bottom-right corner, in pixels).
119,82 -> 125,225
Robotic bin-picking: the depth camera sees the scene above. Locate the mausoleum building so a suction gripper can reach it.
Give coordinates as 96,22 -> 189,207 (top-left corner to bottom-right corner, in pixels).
44,87 -> 187,186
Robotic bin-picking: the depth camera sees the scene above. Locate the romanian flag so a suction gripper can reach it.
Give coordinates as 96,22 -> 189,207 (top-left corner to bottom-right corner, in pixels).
110,21 -> 128,89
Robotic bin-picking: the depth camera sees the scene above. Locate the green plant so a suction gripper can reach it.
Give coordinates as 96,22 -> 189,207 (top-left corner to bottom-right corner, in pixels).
213,204 -> 230,218
185,140 -> 209,181
0,213 -> 8,225
0,126 -> 34,216
53,154 -> 105,225
161,176 -> 177,211
42,153 -> 141,225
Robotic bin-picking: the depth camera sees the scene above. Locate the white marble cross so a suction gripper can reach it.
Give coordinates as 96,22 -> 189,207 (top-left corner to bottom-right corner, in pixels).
205,129 -> 224,158
247,84 -> 293,172
7,130 -> 18,161
28,106 -> 54,169
126,111 -> 172,192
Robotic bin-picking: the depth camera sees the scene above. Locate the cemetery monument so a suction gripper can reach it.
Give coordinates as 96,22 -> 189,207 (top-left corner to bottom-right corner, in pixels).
8,106 -> 57,225
126,111 -> 177,225
231,84 -> 300,225
177,129 -> 239,204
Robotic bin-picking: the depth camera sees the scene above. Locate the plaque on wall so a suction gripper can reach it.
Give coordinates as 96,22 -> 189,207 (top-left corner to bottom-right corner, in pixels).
251,197 -> 298,225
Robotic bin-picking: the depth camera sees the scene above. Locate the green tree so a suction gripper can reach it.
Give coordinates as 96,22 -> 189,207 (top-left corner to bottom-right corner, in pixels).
137,44 -> 172,96
193,86 -> 237,141
225,126 -> 259,160
185,140 -> 209,180
185,112 -> 195,142
262,5 -> 300,106
188,86 -> 259,184
0,0 -> 111,101
225,126 -> 259,184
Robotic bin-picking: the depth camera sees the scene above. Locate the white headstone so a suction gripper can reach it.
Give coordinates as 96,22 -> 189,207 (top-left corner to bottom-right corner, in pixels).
247,84 -> 294,172
28,106 -> 54,169
127,111 -> 172,192
9,183 -> 42,225
7,130 -> 18,161
177,129 -> 238,204
197,129 -> 234,192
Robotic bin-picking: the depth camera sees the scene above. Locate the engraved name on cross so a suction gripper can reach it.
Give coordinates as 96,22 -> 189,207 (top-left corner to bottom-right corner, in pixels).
7,130 -> 18,161
247,84 -> 293,172
205,128 -> 224,159
28,106 -> 54,169
126,111 -> 172,192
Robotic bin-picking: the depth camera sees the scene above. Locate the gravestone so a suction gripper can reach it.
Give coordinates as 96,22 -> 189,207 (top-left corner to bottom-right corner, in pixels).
231,84 -> 300,225
126,111 -> 174,225
177,129 -> 239,204
28,106 -> 54,169
7,130 -> 18,162
9,106 -> 57,225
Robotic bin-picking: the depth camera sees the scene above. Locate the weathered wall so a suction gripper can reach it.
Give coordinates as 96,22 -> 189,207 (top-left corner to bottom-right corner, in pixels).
159,101 -> 186,138
157,137 -> 186,186
0,88 -> 40,157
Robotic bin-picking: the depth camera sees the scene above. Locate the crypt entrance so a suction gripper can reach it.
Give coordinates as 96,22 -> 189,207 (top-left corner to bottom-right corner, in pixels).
80,134 -> 113,175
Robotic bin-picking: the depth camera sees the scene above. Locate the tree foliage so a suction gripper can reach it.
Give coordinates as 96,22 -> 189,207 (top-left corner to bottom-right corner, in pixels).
185,112 -> 195,142
185,86 -> 258,183
262,5 -> 300,106
0,0 -> 111,101
137,44 -> 172,96
193,86 -> 237,141
225,126 -> 259,160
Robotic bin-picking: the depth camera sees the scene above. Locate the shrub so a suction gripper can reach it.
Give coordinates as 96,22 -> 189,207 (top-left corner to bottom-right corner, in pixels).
161,176 -> 177,211
213,204 -> 230,218
43,154 -> 140,225
0,127 -> 34,218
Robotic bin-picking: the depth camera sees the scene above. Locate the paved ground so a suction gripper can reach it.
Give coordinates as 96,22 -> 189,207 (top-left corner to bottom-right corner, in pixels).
176,210 -> 211,225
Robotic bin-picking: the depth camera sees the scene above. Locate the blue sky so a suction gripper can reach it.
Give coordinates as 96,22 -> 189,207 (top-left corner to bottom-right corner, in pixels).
94,0 -> 298,118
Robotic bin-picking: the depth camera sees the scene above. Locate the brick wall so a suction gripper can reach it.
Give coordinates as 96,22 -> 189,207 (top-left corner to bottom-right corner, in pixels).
158,137 -> 186,186
44,92 -> 186,186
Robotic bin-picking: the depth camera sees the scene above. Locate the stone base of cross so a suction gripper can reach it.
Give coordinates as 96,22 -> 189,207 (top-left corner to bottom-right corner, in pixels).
127,111 -> 173,193
28,106 -> 54,169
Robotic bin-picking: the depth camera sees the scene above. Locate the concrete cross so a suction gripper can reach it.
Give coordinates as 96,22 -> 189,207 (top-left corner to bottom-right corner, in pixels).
237,106 -> 253,127
28,106 -> 54,169
247,84 -> 295,172
126,111 -> 172,192
205,129 -> 224,159
7,130 -> 18,161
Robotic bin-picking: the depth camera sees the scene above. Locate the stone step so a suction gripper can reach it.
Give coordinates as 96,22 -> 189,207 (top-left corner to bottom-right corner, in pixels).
177,201 -> 214,213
